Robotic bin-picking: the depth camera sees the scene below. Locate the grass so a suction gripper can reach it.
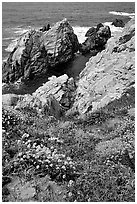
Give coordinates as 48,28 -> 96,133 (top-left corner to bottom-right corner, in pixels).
2,87 -> 135,202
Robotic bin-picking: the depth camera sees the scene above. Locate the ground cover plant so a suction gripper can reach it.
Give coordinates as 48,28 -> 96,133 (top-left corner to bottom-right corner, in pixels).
2,87 -> 135,202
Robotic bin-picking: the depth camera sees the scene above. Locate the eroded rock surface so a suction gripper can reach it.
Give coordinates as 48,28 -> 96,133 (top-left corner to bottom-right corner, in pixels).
33,74 -> 76,108
2,18 -> 79,83
79,23 -> 111,54
72,18 -> 135,115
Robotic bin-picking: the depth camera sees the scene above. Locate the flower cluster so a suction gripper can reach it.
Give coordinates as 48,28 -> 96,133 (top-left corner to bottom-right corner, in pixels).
11,133 -> 77,182
2,109 -> 19,131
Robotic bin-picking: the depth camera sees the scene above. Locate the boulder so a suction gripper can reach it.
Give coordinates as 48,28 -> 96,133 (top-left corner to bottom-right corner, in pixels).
33,74 -> 76,108
15,94 -> 63,118
79,24 -> 111,54
2,94 -> 21,107
2,18 -> 79,83
112,19 -> 125,27
71,18 -> 135,115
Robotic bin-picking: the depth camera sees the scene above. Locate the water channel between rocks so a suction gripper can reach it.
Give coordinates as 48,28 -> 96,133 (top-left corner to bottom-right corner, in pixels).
4,53 -> 92,95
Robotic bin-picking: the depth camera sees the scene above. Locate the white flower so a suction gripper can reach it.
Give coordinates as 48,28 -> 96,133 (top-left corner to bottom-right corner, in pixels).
36,165 -> 40,169
62,165 -> 66,170
50,164 -> 53,167
68,192 -> 72,197
64,161 -> 68,165
62,175 -> 66,179
68,180 -> 74,187
67,157 -> 71,161
45,159 -> 50,163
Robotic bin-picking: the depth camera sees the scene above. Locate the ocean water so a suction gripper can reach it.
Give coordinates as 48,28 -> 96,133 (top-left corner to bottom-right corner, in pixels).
2,2 -> 135,94
2,2 -> 135,59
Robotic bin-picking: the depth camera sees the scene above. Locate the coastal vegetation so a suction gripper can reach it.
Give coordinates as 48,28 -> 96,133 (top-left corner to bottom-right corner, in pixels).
2,86 -> 135,201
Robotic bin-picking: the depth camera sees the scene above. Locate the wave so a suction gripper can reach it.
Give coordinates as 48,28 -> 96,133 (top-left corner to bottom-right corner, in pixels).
109,11 -> 135,18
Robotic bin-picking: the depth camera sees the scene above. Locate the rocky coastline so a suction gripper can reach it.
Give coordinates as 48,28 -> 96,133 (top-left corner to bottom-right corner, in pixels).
2,17 -> 135,202
2,17 -> 135,116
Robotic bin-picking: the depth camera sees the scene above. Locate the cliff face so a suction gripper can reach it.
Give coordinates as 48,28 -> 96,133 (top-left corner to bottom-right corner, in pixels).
72,18 -> 135,115
2,18 -> 79,83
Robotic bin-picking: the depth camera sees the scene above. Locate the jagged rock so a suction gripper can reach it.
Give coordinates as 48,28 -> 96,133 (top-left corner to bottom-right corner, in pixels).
43,18 -> 79,67
2,18 -> 79,83
72,18 -> 135,115
112,19 -> 125,27
79,24 -> 111,54
33,74 -> 76,108
85,27 -> 96,37
14,74 -> 76,117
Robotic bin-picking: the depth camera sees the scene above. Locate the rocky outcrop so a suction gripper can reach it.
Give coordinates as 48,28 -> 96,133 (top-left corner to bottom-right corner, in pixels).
79,24 -> 111,54
3,74 -> 76,117
112,19 -> 125,27
2,94 -> 21,107
2,18 -> 79,83
33,74 -> 76,108
15,94 -> 63,118
71,18 -> 135,115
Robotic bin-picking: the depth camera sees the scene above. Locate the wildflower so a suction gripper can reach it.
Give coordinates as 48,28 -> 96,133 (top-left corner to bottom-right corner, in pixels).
50,164 -> 53,167
67,157 -> 71,161
68,192 -> 73,197
62,175 -> 66,179
23,155 -> 26,158
62,165 -> 66,170
45,159 -> 50,163
27,144 -> 31,149
68,180 -> 74,187
63,195 -> 66,199
64,161 -> 68,165
50,146 -> 54,150
58,159 -> 62,163
36,165 -> 40,169
69,161 -> 73,165
18,152 -> 23,157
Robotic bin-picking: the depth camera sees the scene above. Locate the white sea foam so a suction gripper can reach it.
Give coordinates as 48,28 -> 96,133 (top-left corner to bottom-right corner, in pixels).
5,39 -> 18,52
103,22 -> 124,33
4,21 -> 125,54
109,11 -> 135,18
73,26 -> 90,43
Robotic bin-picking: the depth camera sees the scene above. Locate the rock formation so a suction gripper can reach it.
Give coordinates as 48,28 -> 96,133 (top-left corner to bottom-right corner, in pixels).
33,74 -> 76,108
112,18 -> 125,27
15,94 -> 63,118
2,18 -> 79,83
71,18 -> 135,115
2,74 -> 76,118
79,23 -> 111,54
